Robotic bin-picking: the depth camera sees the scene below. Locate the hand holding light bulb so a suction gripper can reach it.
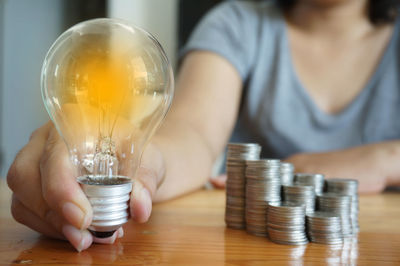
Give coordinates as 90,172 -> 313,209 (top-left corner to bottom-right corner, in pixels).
8,122 -> 166,251
7,18 -> 173,251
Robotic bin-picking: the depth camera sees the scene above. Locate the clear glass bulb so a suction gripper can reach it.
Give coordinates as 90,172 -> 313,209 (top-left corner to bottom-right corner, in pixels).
41,18 -> 174,180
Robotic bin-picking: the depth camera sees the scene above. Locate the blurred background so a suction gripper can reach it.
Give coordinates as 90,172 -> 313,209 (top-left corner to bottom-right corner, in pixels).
0,0 -> 224,177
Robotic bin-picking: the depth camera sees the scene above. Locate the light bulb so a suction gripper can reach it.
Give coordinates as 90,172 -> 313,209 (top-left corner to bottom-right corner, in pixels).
41,18 -> 174,237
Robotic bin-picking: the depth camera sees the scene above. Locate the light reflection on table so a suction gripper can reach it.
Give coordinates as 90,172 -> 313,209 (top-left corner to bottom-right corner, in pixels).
0,179 -> 399,265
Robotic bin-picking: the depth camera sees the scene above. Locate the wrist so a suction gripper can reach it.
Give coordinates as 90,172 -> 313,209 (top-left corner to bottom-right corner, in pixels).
379,141 -> 400,186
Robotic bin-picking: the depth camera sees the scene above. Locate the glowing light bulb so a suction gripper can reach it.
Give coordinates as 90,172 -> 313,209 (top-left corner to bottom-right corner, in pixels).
41,18 -> 174,237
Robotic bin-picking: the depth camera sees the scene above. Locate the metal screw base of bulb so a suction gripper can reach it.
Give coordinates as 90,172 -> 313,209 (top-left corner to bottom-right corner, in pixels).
77,175 -> 132,238
88,229 -> 116,238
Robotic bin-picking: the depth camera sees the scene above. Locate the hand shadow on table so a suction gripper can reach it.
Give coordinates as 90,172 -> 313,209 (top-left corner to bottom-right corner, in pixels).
10,235 -> 124,266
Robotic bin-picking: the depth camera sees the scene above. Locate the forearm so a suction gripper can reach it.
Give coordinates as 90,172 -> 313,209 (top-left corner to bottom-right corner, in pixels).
147,52 -> 242,202
375,141 -> 400,186
150,121 -> 219,202
285,141 -> 400,193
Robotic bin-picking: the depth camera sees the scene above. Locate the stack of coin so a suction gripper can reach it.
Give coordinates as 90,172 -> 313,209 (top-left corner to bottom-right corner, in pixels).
245,159 -> 281,236
325,179 -> 359,233
294,173 -> 325,195
317,193 -> 352,237
280,162 -> 294,186
225,143 -> 261,229
226,143 -> 261,160
282,185 -> 315,214
267,202 -> 308,245
306,211 -> 343,245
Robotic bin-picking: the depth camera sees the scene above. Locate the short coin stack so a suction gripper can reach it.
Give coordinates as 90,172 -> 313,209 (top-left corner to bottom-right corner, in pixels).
294,173 -> 325,195
306,211 -> 343,245
325,179 -> 359,233
317,193 -> 353,237
267,203 -> 308,245
225,143 -> 261,229
282,185 -> 316,214
280,162 -> 294,186
245,159 -> 281,236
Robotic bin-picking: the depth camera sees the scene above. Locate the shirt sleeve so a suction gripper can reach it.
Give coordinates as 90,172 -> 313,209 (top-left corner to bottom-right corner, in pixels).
180,1 -> 259,80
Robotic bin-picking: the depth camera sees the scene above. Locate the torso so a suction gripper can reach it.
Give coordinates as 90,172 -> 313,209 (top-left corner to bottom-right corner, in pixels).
184,0 -> 400,158
234,1 -> 400,158
287,21 -> 394,114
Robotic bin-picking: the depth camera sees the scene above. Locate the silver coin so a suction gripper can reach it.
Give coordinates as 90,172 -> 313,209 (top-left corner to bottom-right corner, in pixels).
244,158 -> 282,236
325,178 -> 359,233
306,211 -> 342,239
266,202 -> 308,245
225,143 -> 261,230
280,162 -> 295,186
316,195 -> 353,237
294,173 -> 325,195
282,185 -> 316,214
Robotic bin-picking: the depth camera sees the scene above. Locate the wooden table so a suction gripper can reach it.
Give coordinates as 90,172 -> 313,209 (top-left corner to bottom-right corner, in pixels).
0,179 -> 399,265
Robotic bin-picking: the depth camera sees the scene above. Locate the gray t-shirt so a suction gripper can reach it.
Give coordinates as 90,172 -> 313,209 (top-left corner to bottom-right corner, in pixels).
181,0 -> 400,159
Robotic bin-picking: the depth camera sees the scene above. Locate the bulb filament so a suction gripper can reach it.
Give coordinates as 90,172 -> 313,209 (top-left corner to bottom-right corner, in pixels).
93,135 -> 118,176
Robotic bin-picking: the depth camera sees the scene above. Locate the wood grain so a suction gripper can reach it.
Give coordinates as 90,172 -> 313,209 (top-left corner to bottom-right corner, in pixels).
0,179 -> 399,265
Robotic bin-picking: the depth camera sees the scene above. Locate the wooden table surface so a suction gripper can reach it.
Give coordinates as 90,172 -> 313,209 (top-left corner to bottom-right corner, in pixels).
0,179 -> 399,265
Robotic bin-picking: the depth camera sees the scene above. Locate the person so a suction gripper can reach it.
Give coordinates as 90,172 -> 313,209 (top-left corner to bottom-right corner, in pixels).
6,0 -> 400,252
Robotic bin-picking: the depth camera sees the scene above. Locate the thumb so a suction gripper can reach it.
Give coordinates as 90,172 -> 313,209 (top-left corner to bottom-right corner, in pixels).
130,143 -> 165,223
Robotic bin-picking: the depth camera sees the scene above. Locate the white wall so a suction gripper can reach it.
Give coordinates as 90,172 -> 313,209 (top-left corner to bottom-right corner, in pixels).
0,0 -> 65,176
107,0 -> 178,69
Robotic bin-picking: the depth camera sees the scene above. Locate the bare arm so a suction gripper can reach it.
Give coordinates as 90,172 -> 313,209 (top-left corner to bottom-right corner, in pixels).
140,51 -> 243,202
285,141 -> 400,193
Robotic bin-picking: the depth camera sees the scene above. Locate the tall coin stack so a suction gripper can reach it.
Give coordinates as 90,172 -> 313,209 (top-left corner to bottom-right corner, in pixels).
267,203 -> 308,245
225,143 -> 261,229
245,159 -> 281,236
280,162 -> 294,186
306,211 -> 343,245
317,193 -> 353,237
325,179 -> 359,233
282,185 -> 315,214
294,173 -> 325,195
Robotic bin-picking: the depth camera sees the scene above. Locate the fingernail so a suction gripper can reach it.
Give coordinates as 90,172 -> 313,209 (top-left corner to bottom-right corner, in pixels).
62,202 -> 88,230
117,227 -> 124,238
132,182 -> 153,222
141,188 -> 152,220
81,230 -> 93,250
62,225 -> 91,252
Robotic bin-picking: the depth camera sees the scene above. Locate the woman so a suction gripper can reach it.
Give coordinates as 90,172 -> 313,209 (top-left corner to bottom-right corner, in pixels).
7,0 -> 400,252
